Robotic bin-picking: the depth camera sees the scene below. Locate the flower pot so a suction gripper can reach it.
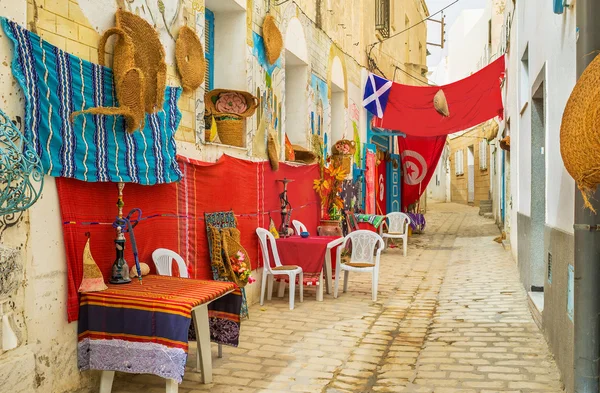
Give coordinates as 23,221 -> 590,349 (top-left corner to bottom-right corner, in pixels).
320,219 -> 341,227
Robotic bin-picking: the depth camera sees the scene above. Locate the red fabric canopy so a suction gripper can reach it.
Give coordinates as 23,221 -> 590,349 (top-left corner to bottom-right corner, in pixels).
374,56 -> 505,137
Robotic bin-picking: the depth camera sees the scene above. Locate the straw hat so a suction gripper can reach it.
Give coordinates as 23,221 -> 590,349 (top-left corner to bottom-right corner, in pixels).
293,144 -> 317,164
434,89 -> 450,117
263,15 -> 283,65
483,120 -> 499,140
176,26 -> 205,93
115,9 -> 167,113
500,135 -> 510,151
71,28 -> 146,133
560,53 -> 600,211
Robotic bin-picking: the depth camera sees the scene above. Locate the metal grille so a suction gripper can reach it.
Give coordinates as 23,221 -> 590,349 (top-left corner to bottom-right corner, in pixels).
375,0 -> 390,38
547,251 -> 553,283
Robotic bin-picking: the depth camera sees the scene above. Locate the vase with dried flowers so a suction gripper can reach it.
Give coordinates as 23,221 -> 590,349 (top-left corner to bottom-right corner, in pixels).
313,158 -> 347,226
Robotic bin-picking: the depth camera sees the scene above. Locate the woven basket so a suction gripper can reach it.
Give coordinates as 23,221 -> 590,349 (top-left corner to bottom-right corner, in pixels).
221,228 -> 252,288
561,53 -> 600,211
176,26 -> 205,93
205,89 -> 258,118
215,115 -> 245,147
263,15 -> 283,65
332,153 -> 352,175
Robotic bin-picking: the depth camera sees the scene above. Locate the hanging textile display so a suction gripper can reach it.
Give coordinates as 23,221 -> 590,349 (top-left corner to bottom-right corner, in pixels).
397,135 -> 447,210
365,150 -> 376,214
364,56 -> 505,137
56,154 -> 320,322
2,18 -> 182,185
0,107 -> 43,215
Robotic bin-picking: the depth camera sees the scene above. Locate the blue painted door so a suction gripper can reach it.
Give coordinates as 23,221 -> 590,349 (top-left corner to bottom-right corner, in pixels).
387,153 -> 401,212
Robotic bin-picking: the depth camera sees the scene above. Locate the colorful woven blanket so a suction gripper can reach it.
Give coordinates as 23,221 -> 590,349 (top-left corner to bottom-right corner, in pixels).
355,214 -> 385,229
2,18 -> 182,185
78,275 -> 240,382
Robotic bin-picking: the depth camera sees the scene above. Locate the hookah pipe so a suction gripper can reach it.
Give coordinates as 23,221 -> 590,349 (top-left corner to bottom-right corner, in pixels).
113,208 -> 143,284
113,207 -> 142,284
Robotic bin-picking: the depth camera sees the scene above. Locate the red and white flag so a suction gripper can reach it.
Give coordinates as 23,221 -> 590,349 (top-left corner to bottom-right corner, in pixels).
398,135 -> 447,210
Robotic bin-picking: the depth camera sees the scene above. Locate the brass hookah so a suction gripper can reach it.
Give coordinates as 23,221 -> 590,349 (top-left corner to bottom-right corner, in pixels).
277,178 -> 294,238
110,182 -> 143,284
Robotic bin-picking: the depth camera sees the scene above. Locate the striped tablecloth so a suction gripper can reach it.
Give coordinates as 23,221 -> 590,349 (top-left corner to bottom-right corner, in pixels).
78,275 -> 240,382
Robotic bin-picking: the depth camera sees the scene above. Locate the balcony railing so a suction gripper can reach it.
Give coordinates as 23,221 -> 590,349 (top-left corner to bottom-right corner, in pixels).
375,0 -> 390,39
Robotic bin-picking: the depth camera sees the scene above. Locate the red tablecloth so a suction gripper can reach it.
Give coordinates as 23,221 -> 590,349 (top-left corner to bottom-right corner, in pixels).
271,236 -> 341,285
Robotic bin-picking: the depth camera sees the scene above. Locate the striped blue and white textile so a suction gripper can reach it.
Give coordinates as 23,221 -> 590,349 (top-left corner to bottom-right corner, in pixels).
2,18 -> 183,185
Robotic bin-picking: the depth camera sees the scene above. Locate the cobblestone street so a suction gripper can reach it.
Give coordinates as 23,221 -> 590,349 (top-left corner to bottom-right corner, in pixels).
113,203 -> 564,393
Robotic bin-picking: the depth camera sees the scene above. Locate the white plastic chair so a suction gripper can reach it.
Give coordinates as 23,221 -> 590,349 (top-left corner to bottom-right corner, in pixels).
382,212 -> 411,257
152,248 -> 189,278
334,230 -> 384,301
292,220 -> 307,235
256,228 -> 303,310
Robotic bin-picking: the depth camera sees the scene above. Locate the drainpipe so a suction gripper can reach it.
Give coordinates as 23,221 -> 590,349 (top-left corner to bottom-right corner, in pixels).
574,1 -> 600,391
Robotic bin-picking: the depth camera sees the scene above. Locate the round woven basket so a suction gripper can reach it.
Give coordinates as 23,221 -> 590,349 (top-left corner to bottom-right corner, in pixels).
205,89 -> 259,118
560,53 -> 600,211
176,26 -> 205,93
215,115 -> 245,147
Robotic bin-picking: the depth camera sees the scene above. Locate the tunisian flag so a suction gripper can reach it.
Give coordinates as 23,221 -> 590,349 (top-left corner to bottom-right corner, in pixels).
398,135 -> 447,210
365,56 -> 505,137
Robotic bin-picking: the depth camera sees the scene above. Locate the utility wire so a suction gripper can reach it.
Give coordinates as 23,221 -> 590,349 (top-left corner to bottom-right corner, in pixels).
369,0 -> 461,49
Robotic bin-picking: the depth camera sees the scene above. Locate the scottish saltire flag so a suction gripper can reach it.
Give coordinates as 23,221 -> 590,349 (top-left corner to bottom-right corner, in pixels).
362,73 -> 393,118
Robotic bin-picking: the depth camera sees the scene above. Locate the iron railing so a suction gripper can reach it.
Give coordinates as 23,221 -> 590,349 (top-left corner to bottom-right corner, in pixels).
375,0 -> 390,38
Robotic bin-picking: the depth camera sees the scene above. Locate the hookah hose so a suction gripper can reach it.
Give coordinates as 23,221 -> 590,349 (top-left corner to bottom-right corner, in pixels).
113,208 -> 143,284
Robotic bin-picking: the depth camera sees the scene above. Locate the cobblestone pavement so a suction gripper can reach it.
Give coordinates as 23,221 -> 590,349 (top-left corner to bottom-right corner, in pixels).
112,203 -> 564,393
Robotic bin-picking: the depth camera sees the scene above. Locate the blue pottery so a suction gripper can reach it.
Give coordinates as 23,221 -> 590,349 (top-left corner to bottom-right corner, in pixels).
300,231 -> 309,238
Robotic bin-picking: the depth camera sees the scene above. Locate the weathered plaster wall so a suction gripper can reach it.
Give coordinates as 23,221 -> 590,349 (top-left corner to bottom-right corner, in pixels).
0,1 -> 428,391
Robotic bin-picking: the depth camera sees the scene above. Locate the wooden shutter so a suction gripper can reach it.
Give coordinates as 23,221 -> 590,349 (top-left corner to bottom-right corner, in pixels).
204,9 -> 215,92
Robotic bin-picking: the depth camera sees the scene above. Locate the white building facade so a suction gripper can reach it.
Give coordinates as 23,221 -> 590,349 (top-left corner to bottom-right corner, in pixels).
503,0 -> 577,390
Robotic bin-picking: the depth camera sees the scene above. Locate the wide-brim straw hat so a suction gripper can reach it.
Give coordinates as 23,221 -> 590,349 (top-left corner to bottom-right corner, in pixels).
263,15 -> 283,65
560,53 -> 600,211
292,144 -> 317,164
116,9 -> 167,113
176,26 -> 205,93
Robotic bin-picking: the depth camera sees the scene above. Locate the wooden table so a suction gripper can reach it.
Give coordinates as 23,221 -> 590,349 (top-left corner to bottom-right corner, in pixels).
78,275 -> 237,392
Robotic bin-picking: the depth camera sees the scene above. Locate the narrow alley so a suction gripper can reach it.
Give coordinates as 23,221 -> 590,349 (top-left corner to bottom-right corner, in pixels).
111,203 -> 563,393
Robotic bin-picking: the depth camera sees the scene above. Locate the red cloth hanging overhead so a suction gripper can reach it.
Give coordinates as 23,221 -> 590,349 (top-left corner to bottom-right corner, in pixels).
372,56 -> 505,137
398,135 -> 447,210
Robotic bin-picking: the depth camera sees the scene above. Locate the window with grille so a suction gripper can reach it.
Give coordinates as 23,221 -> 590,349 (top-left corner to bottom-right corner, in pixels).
204,9 -> 215,92
455,150 -> 464,175
375,0 -> 390,38
479,139 -> 488,170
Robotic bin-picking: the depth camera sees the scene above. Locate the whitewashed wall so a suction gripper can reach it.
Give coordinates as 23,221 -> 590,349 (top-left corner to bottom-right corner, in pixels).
511,0 -> 576,235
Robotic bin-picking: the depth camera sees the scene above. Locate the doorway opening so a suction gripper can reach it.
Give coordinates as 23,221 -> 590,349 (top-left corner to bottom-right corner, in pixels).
530,78 -> 546,298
